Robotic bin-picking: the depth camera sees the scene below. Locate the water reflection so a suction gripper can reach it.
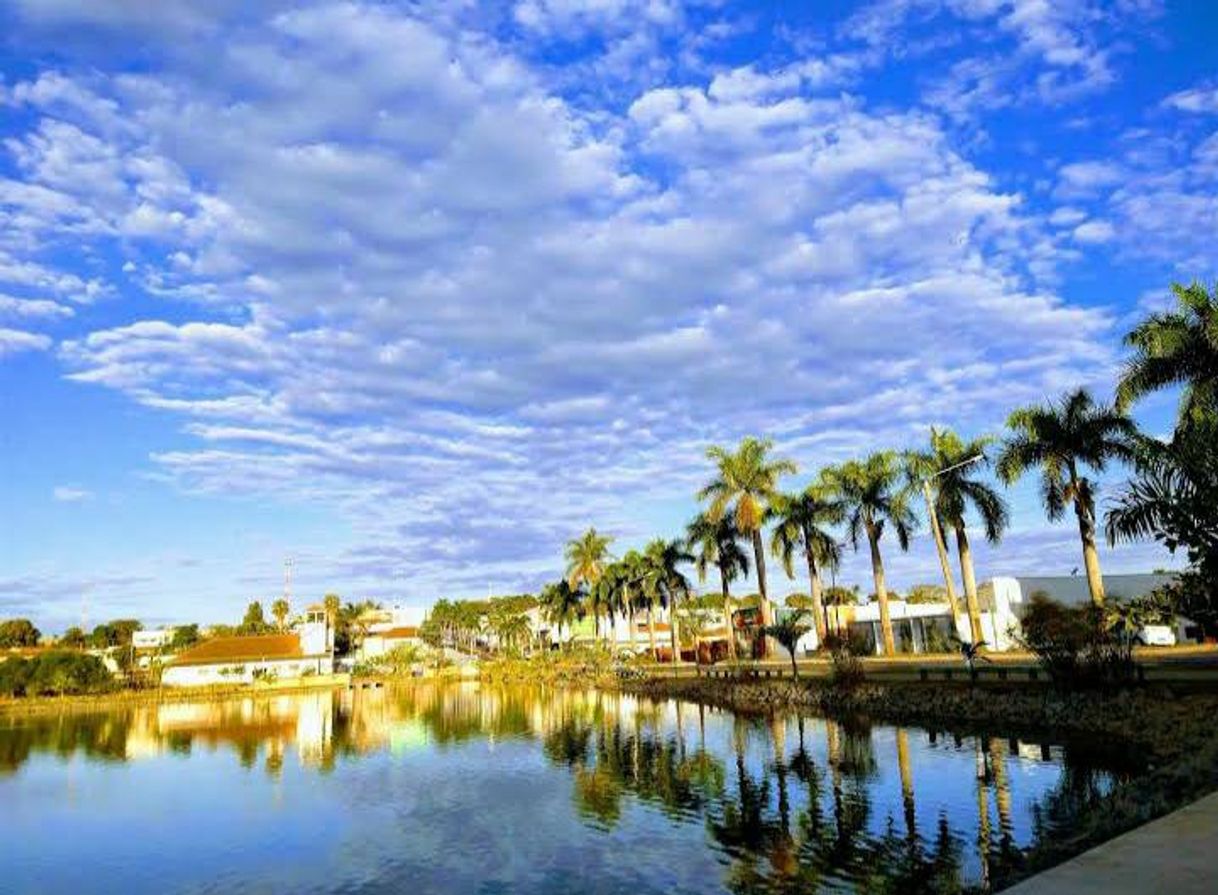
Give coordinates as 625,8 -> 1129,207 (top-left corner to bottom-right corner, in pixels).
0,684 -> 1145,893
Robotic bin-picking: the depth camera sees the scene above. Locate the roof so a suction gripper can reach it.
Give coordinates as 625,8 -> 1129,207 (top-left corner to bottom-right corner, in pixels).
378,626 -> 420,639
168,633 -> 314,667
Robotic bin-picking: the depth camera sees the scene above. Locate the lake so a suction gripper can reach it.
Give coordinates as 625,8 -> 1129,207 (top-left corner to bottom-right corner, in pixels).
0,683 -> 1142,893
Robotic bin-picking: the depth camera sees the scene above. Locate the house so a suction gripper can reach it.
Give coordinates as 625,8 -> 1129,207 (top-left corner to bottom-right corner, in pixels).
162,607 -> 332,686
356,604 -> 427,662
133,628 -> 177,650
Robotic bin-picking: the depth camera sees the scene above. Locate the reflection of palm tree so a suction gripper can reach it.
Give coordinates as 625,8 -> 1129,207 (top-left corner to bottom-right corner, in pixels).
896,729 -> 916,842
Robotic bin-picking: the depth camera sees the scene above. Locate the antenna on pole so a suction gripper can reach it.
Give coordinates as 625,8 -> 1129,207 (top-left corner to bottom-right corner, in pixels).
283,556 -> 295,603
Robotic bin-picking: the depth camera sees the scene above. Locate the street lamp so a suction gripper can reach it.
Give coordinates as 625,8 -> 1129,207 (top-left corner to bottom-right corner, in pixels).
921,454 -> 984,639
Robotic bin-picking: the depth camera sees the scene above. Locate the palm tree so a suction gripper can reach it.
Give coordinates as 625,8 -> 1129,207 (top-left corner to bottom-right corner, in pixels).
271,598 -> 290,631
997,388 -> 1137,607
565,528 -> 613,638
698,437 -> 797,656
823,453 -> 916,656
761,610 -> 811,679
907,428 -> 1009,645
642,538 -> 694,663
323,593 -> 341,660
685,512 -> 750,661
767,485 -> 844,645
540,580 -> 583,649
1116,281 -> 1218,427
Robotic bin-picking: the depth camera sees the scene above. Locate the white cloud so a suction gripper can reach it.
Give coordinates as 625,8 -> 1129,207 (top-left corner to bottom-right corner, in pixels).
0,327 -> 52,357
1,1 -> 1184,605
52,486 -> 94,502
0,293 -> 74,319
1072,219 -> 1115,244
1163,83 -> 1218,114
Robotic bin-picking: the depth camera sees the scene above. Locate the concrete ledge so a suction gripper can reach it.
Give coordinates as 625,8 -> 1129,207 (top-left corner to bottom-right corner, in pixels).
1001,789 -> 1218,894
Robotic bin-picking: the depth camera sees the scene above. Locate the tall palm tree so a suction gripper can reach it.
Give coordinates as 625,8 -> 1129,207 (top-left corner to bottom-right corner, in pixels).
767,485 -> 845,644
907,428 -> 1009,645
271,598 -> 290,631
997,388 -> 1137,607
686,512 -> 750,662
642,538 -> 694,663
698,437 -> 797,656
823,453 -> 916,656
1116,281 -> 1218,427
565,528 -> 614,638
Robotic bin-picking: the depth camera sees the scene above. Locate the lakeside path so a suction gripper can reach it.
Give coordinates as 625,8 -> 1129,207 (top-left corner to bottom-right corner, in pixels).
1002,789 -> 1218,894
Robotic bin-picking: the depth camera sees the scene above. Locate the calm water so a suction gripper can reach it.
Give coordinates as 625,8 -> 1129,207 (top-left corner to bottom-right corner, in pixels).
0,684 -> 1142,894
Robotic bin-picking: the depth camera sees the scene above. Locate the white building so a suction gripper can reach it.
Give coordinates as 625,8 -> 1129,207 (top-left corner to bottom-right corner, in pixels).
133,628 -> 177,650
356,604 -> 427,662
161,607 -> 333,686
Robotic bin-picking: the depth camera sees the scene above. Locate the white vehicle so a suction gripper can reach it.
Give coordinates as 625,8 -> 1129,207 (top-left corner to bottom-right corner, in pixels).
1138,625 -> 1177,647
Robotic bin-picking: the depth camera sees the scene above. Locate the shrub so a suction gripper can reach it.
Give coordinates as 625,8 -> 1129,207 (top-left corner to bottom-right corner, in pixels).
0,657 -> 33,696
21,652 -> 113,696
1016,595 -> 1137,689
822,631 -> 867,688
821,629 -> 872,657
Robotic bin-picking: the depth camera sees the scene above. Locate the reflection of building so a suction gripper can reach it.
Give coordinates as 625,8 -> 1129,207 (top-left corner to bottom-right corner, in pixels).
162,611 -> 332,686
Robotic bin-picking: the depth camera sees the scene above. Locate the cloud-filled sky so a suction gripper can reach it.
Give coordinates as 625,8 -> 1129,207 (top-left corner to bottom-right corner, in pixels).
1,0 -> 1215,631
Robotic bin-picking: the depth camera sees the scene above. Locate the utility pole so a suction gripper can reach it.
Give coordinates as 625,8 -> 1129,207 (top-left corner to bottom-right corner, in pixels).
283,556 -> 294,604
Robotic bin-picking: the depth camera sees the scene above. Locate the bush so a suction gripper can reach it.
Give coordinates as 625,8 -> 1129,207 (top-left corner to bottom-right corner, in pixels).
1,652 -> 113,697
0,657 -> 33,696
822,631 -> 867,688
1016,595 -> 1137,689
821,629 -> 872,657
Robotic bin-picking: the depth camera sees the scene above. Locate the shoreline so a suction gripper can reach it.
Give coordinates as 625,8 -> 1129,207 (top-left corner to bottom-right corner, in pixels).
0,674 -> 352,718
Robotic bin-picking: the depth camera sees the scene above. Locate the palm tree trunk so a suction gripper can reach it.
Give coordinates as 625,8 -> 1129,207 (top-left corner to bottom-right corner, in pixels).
956,524 -> 986,646
867,522 -> 896,655
803,527 -> 828,645
670,597 -> 682,665
751,528 -> 773,658
628,605 -> 638,656
647,610 -> 658,661
719,564 -> 737,661
1076,495 -> 1106,607
922,481 -> 963,623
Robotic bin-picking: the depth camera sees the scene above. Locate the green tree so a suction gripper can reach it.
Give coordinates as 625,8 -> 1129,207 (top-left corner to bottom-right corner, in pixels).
761,610 -> 811,679
565,527 -> 614,638
540,580 -> 583,650
271,598 -> 290,631
1116,281 -> 1218,427
642,538 -> 694,662
170,624 -> 201,650
908,427 -> 1009,644
766,484 -> 844,644
59,626 -> 87,649
0,619 -> 41,648
823,453 -> 916,656
686,512 -> 750,661
241,601 -> 268,634
89,619 -> 141,649
998,388 -> 1137,607
698,437 -> 797,657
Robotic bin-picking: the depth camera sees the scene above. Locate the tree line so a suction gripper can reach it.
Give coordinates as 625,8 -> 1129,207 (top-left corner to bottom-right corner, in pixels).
537,281 -> 1218,658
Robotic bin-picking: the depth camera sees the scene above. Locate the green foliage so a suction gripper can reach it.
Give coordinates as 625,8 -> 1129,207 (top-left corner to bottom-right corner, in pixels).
271,598 -> 290,629
0,651 -> 112,697
59,626 -> 87,648
89,619 -> 141,649
761,611 -> 810,676
241,601 -> 269,634
906,584 -> 948,604
170,624 -> 201,650
0,618 -> 41,648
822,585 -> 860,606
1016,595 -> 1137,689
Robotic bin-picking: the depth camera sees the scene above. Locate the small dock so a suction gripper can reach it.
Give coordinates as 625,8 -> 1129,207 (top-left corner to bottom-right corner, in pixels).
1002,789 -> 1218,893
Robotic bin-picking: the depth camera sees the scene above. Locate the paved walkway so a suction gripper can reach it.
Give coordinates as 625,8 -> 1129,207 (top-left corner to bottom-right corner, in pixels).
1002,790 -> 1218,894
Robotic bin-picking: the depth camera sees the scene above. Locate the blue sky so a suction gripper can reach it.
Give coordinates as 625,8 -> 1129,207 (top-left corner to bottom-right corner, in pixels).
1,0 -> 1215,632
